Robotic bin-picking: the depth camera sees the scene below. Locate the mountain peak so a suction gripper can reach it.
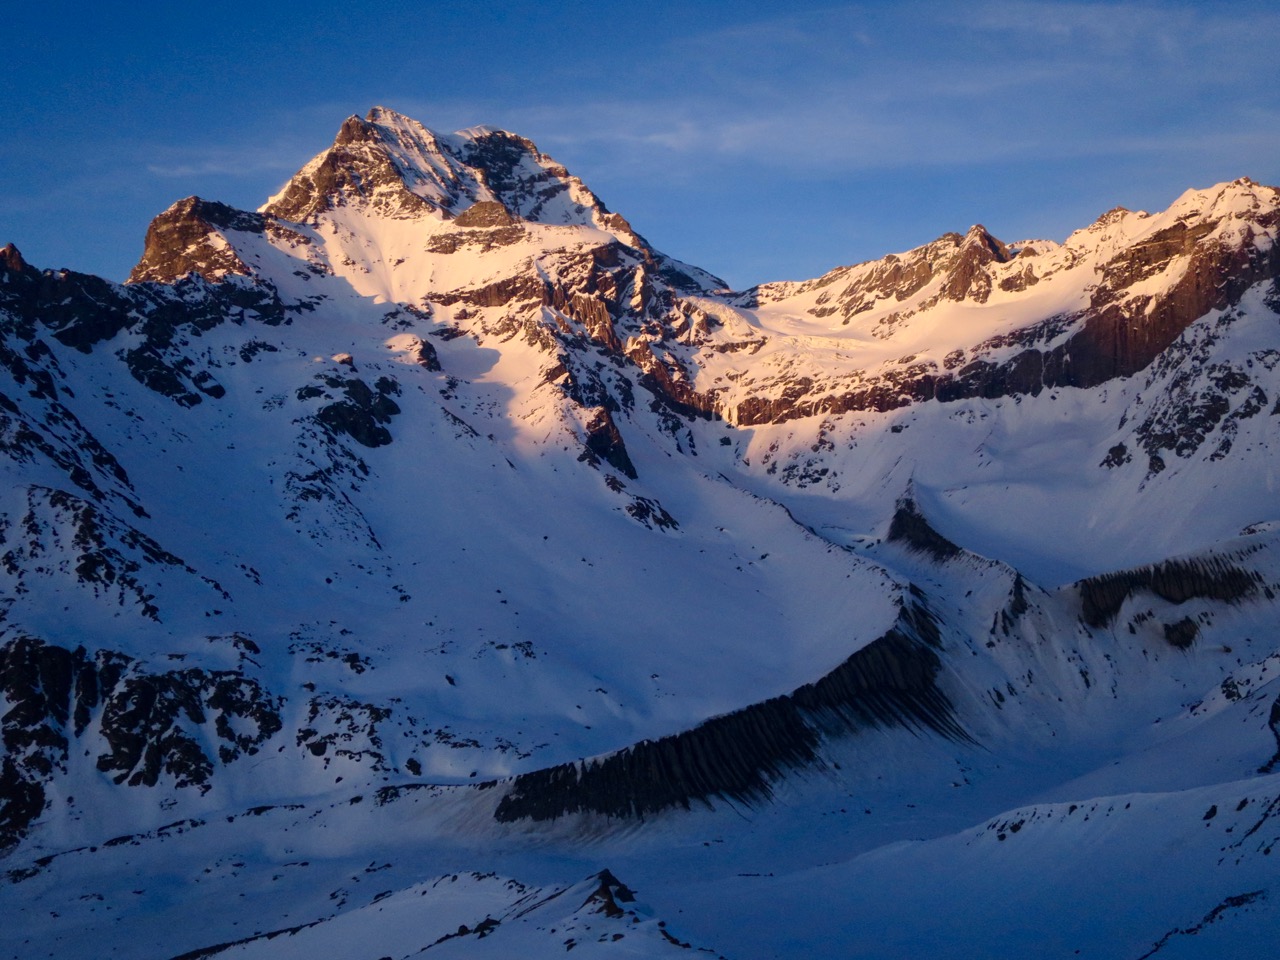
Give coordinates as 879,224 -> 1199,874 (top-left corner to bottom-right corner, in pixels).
128,196 -> 266,284
1164,176 -> 1280,227
333,113 -> 380,146
122,107 -> 723,292
260,106 -> 632,239
1,242 -> 29,275
261,109 -> 448,223
959,223 -> 1009,258
365,104 -> 410,124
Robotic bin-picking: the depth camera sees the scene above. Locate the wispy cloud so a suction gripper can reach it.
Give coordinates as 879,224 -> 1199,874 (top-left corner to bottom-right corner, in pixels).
381,1 -> 1278,190
143,142 -> 316,179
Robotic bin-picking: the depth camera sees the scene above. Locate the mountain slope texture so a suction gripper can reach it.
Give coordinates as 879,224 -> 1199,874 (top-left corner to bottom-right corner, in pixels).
3,107 -> 1280,959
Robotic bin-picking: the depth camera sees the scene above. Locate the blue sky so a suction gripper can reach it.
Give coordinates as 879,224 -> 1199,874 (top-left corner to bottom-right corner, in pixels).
3,0 -> 1279,289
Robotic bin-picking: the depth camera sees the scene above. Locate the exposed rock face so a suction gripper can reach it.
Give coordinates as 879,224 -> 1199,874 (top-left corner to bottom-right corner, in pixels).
0,243 -> 29,275
95,665 -> 282,787
453,200 -> 517,228
0,636 -> 282,849
1123,306 -> 1277,472
493,601 -> 966,822
626,340 -> 721,421
1,255 -> 137,352
579,407 -> 636,479
437,272 -> 549,310
294,694 -> 391,767
583,869 -> 637,919
0,486 -> 208,621
1260,695 -> 1280,774
0,241 -> 291,423
1017,219 -> 1277,396
0,306 -> 142,515
303,374 -> 403,448
622,493 -> 678,530
886,496 -> 962,561
128,198 -> 263,284
1162,617 -> 1200,649
1076,555 -> 1261,629
936,226 -> 1012,303
769,225 -> 1014,328
260,106 -> 644,242
263,114 -> 441,223
720,180 -> 1280,426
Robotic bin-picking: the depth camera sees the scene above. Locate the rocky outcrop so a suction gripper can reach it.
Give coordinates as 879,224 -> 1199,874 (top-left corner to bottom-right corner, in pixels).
583,869 -> 638,919
295,694 -> 391,768
936,226 -> 1012,304
1076,555 -> 1261,629
1,241 -> 293,425
427,200 -> 525,253
1126,310 -> 1275,471
300,374 -> 402,448
886,496 -> 961,561
453,200 -> 517,228
493,600 -> 967,822
95,666 -> 282,787
455,127 -> 614,230
0,323 -> 141,514
0,255 -> 136,351
1075,196 -> 1280,386
579,407 -> 636,479
724,181 -> 1280,426
623,494 -> 678,530
0,486 -> 224,621
264,115 -> 441,224
0,243 -> 29,276
0,636 -> 282,848
1259,695 -> 1280,774
437,273 -> 549,310
128,198 -> 263,284
793,225 -> 1013,327
626,340 -> 721,421
1162,617 -> 1200,649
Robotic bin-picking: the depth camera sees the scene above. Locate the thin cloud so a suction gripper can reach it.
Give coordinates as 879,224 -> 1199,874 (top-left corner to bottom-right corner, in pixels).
392,5 -> 1255,156
448,1 -> 1280,184
144,144 -> 314,179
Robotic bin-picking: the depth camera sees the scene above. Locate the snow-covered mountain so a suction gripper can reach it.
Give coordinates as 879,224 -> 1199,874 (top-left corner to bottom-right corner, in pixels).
2,107 -> 1279,959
